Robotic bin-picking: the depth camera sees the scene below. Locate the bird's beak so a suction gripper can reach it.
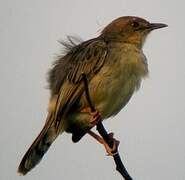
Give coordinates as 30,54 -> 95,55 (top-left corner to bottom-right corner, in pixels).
149,23 -> 168,30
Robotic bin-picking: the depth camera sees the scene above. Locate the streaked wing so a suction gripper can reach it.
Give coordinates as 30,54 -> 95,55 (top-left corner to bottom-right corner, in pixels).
53,39 -> 108,132
67,39 -> 108,83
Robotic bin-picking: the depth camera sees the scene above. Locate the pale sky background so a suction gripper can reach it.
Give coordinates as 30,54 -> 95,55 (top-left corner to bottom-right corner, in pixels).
0,0 -> 185,180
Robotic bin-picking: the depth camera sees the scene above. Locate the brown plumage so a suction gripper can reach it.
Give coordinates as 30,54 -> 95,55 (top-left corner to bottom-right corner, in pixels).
18,16 -> 167,175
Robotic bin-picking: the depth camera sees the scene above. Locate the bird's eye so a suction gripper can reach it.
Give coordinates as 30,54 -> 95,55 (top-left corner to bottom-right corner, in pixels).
131,21 -> 140,28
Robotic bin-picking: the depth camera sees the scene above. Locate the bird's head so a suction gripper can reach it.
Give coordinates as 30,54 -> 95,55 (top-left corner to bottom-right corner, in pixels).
100,16 -> 167,48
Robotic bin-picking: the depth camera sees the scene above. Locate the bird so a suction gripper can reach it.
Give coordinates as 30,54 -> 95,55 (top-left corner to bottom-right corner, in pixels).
18,16 -> 167,175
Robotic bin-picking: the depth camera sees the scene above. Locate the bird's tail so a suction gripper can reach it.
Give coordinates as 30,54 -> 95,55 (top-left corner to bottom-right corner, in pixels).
17,113 -> 60,175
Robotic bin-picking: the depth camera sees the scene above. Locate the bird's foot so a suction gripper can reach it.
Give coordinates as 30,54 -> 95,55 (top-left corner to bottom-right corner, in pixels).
88,130 -> 120,156
81,107 -> 101,127
103,132 -> 120,156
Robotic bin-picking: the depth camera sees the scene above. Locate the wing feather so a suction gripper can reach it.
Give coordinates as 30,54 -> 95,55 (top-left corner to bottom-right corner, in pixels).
51,39 -> 108,132
67,39 -> 108,83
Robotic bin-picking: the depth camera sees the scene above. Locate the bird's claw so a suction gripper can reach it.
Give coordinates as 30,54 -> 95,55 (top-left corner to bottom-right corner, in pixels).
103,132 -> 120,156
81,107 -> 101,127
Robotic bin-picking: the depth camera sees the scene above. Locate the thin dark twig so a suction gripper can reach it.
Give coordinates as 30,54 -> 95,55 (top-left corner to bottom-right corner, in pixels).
81,73 -> 133,180
96,123 -> 133,180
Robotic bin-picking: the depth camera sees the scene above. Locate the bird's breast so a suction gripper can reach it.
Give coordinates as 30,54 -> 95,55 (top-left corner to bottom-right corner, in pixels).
85,45 -> 148,119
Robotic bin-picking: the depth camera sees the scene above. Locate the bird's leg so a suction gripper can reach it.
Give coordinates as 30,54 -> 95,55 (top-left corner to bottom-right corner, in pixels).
81,107 -> 101,127
81,73 -> 120,155
88,130 -> 120,156
82,73 -> 133,180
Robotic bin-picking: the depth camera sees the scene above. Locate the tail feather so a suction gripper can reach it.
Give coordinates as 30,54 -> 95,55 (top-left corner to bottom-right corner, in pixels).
18,113 -> 58,175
